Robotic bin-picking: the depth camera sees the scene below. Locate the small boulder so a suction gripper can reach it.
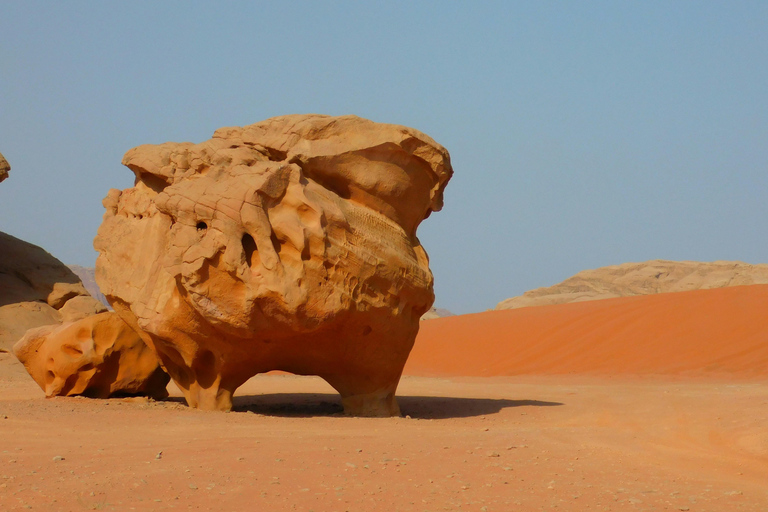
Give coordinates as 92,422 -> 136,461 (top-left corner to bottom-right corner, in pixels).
13,312 -> 169,399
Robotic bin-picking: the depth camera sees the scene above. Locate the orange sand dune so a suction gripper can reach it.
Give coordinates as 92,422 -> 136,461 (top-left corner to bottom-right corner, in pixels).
406,284 -> 768,378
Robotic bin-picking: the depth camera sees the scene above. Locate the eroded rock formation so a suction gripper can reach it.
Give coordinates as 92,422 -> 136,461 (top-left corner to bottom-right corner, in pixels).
95,114 -> 452,416
496,260 -> 768,310
0,231 -> 108,351
13,312 -> 169,398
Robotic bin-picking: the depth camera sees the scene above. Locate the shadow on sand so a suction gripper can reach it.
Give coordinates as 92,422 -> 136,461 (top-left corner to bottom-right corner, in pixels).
230,393 -> 563,419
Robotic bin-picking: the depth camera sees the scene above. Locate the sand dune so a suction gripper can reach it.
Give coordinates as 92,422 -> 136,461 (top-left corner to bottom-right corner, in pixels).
407,284 -> 768,378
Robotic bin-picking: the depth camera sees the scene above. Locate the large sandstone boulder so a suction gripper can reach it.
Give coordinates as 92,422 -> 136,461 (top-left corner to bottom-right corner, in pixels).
0,231 -> 108,351
0,152 -> 9,183
13,312 -> 169,398
95,114 -> 452,416
496,260 -> 768,310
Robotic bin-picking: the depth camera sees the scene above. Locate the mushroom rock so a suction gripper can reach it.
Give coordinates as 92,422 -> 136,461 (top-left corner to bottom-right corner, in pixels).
0,151 -> 9,183
94,114 -> 452,416
13,312 -> 169,399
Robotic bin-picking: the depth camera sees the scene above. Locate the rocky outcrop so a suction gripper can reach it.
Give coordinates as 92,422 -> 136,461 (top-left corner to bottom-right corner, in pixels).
496,260 -> 768,310
95,114 -> 452,416
0,232 -> 108,351
13,312 -> 169,398
0,152 -> 9,183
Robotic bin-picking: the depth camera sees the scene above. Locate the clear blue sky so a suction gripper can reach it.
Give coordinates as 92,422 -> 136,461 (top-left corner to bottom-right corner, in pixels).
1,1 -> 766,314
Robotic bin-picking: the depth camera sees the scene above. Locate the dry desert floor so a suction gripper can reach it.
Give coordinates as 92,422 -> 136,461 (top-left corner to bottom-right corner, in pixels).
2,285 -> 768,511
1,353 -> 767,511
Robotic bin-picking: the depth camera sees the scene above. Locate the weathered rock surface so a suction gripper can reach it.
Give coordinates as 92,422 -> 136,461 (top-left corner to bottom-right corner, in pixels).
13,312 -> 169,398
0,152 -> 9,183
0,232 -> 108,351
496,260 -> 768,310
95,114 -> 452,416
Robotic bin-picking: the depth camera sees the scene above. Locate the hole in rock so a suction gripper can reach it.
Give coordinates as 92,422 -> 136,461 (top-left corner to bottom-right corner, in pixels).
242,233 -> 257,267
270,232 -> 282,254
136,171 -> 169,193
300,244 -> 311,261
196,221 -> 208,231
362,326 -> 372,336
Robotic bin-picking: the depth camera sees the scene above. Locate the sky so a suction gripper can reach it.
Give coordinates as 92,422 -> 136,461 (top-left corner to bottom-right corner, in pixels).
1,1 -> 766,314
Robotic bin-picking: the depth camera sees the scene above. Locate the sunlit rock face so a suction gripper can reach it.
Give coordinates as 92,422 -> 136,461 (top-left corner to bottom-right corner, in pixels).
94,115 -> 452,416
13,312 -> 169,399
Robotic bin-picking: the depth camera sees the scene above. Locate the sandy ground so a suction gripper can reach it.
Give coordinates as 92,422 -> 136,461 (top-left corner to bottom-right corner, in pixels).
1,352 -> 767,512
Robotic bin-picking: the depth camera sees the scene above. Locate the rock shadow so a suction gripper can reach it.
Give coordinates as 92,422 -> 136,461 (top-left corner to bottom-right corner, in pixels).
231,393 -> 563,419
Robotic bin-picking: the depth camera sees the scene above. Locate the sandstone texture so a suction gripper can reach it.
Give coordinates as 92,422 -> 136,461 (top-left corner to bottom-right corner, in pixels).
13,312 -> 169,398
0,232 -> 108,351
496,259 -> 768,310
95,114 -> 452,416
0,151 -> 9,183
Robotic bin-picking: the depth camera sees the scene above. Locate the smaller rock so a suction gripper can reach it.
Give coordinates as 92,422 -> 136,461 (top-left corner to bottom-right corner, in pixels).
52,456 -> 65,462
47,282 -> 89,309
58,295 -> 108,323
13,312 -> 169,399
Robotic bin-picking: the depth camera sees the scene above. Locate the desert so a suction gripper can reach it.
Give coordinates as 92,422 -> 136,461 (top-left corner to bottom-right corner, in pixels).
2,122 -> 768,512
3,4 -> 768,511
2,282 -> 767,510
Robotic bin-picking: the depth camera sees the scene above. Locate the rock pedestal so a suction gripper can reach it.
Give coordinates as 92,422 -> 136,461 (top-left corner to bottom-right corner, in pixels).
95,115 -> 452,416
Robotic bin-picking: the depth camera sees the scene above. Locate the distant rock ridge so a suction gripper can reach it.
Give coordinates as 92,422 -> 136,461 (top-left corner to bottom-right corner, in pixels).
496,259 -> 768,310
68,265 -> 109,308
420,307 -> 455,320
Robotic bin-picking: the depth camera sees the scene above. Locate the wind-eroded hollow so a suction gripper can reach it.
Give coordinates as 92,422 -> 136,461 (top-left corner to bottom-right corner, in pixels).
242,233 -> 257,267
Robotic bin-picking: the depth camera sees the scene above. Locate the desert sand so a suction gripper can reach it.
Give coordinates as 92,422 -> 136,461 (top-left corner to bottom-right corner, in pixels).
1,285 -> 767,511
410,285 -> 768,378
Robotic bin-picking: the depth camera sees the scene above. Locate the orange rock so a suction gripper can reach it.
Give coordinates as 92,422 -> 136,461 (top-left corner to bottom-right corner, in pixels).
13,312 -> 169,398
0,151 -> 9,183
94,115 -> 452,416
